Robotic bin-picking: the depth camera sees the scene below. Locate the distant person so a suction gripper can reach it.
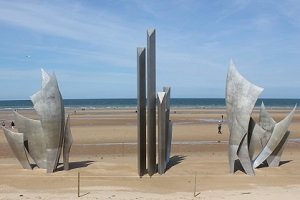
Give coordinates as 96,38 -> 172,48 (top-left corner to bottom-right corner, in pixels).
11,121 -> 15,129
218,121 -> 222,134
1,121 -> 5,127
221,115 -> 224,122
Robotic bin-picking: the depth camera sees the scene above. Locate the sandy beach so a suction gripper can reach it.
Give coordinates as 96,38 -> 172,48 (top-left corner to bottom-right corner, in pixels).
0,107 -> 300,199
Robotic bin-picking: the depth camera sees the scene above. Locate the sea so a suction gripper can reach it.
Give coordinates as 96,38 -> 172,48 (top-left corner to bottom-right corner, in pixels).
0,98 -> 299,110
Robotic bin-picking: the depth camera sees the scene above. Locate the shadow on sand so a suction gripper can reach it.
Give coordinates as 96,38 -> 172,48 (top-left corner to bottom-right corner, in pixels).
56,160 -> 95,171
279,160 -> 292,166
166,155 -> 186,171
234,159 -> 293,174
256,160 -> 292,169
234,159 -> 246,174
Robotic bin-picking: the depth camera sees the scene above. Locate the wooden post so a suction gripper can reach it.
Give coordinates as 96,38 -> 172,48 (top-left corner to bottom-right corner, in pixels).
193,172 -> 197,197
78,172 -> 80,197
122,142 -> 124,157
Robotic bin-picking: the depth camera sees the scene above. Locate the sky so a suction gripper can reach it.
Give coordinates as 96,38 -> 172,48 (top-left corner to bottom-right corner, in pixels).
0,0 -> 300,100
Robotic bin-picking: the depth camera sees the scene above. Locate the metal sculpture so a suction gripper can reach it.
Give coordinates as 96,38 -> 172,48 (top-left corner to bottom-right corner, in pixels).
63,114 -> 73,170
137,29 -> 172,176
147,29 -> 157,176
226,60 -> 263,176
2,127 -> 32,169
253,105 -> 296,169
2,69 -> 72,173
13,111 -> 46,168
225,60 -> 296,175
157,87 -> 172,174
137,47 -> 146,177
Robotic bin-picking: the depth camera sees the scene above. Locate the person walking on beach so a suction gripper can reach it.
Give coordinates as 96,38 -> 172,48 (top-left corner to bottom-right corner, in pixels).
218,120 -> 222,134
11,121 -> 15,129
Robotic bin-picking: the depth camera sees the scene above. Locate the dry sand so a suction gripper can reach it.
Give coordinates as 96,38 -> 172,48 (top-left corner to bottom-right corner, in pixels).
0,108 -> 300,199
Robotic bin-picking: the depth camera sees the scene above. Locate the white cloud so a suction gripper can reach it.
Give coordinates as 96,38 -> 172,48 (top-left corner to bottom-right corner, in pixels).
0,1 -> 300,98
0,1 -> 140,49
0,68 -> 39,80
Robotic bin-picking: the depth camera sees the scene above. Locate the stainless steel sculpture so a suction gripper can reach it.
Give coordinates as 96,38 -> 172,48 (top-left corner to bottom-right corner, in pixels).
2,127 -> 32,169
158,92 -> 167,174
247,103 -> 285,161
250,102 -> 293,167
147,28 -> 156,176
253,105 -> 296,169
2,69 -> 72,173
225,60 -> 296,175
137,29 -> 173,176
63,114 -> 73,170
13,111 -> 46,168
31,69 -> 65,173
137,47 -> 146,177
157,87 -> 172,175
226,60 -> 263,176
163,87 -> 172,165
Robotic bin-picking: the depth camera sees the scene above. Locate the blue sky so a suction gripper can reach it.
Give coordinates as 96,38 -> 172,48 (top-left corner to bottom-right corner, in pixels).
0,0 -> 300,100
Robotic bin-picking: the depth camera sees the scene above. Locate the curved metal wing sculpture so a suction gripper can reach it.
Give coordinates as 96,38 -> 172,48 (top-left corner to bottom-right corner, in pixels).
2,127 -> 32,169
258,102 -> 287,167
13,111 -> 46,168
253,105 -> 296,168
225,61 -> 296,175
226,60 -> 263,175
247,117 -> 267,160
63,114 -> 73,170
30,69 -> 65,173
259,102 -> 276,132
2,69 -> 71,173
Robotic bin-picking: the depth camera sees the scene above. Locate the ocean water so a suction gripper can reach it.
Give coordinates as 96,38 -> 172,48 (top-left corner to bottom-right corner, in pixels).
0,98 -> 299,110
